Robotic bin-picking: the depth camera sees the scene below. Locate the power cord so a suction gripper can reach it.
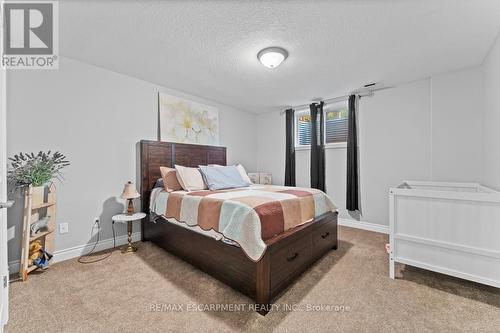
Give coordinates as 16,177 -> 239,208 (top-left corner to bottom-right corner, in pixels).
77,219 -> 116,264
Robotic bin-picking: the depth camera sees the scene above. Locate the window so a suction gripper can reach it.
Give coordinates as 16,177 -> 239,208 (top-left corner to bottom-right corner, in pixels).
296,113 -> 319,146
295,101 -> 348,148
324,103 -> 348,144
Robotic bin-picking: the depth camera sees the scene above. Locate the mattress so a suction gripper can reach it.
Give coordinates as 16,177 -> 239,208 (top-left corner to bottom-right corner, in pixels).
150,184 -> 336,261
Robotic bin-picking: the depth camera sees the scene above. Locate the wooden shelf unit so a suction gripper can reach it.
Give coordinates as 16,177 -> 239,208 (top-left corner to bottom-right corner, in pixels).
31,201 -> 56,210
19,184 -> 57,281
29,229 -> 55,242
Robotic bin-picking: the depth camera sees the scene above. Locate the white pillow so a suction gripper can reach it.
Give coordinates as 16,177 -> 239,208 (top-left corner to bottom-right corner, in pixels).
174,165 -> 207,191
235,164 -> 252,185
207,164 -> 252,185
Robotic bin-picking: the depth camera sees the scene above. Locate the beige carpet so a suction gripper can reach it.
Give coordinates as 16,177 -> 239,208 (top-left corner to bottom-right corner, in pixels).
6,226 -> 500,332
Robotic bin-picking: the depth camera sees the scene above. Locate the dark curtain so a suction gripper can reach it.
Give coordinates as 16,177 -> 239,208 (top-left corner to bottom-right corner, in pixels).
284,109 -> 296,186
310,102 -> 325,191
346,95 -> 359,211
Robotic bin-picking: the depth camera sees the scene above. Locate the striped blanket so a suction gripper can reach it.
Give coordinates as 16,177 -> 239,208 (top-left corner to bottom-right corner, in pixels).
150,185 -> 336,261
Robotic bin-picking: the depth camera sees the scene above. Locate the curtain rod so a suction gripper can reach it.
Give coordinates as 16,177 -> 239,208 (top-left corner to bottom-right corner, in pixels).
279,91 -> 374,115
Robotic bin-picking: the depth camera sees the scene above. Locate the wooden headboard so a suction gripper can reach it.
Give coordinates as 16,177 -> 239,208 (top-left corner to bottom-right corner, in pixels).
139,140 -> 227,213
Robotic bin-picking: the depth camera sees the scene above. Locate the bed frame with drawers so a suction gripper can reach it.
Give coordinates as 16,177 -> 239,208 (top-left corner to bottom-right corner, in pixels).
139,140 -> 338,315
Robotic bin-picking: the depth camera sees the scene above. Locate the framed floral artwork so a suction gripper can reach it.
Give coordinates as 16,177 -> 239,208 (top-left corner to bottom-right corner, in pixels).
247,173 -> 259,184
159,92 -> 219,145
259,173 -> 272,185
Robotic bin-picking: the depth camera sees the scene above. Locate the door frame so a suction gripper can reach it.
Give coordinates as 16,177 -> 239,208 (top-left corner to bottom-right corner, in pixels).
0,59 -> 9,331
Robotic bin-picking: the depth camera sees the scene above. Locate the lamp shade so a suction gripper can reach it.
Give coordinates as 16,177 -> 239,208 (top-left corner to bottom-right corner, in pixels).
120,181 -> 140,199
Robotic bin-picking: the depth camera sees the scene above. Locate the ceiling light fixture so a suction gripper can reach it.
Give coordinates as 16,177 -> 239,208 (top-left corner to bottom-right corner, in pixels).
257,47 -> 288,68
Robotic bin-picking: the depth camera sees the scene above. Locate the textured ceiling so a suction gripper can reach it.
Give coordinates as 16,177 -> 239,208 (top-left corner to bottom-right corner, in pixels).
60,0 -> 500,113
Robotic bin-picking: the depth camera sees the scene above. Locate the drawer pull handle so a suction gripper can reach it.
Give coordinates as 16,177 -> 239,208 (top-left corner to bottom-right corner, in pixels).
321,232 -> 330,239
287,252 -> 299,262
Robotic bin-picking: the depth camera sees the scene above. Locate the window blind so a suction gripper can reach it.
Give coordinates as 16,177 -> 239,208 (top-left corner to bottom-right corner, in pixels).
325,118 -> 348,143
298,118 -> 312,145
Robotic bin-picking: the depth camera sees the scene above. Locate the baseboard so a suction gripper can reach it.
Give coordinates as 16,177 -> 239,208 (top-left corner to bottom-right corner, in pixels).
8,232 -> 141,274
338,218 -> 389,234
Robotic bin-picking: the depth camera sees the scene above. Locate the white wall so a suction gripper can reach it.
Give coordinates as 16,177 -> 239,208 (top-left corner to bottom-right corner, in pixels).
482,34 -> 500,190
357,79 -> 432,224
256,111 -> 286,185
257,66 -> 484,226
431,68 -> 483,181
6,57 -> 257,265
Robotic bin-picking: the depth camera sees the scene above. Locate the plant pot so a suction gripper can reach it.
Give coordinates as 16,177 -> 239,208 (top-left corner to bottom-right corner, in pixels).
32,185 -> 46,205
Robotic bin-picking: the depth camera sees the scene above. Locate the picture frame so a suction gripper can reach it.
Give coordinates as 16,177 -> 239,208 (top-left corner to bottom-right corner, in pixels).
159,92 -> 219,145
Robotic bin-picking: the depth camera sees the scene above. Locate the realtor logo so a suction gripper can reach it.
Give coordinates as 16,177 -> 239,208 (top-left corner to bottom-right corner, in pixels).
1,1 -> 58,69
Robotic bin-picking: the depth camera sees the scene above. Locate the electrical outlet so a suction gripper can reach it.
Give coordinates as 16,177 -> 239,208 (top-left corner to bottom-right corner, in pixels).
92,217 -> 100,235
59,223 -> 69,234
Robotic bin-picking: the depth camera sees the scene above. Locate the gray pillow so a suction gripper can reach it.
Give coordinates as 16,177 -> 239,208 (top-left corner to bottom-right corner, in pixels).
153,178 -> 164,189
199,165 -> 250,190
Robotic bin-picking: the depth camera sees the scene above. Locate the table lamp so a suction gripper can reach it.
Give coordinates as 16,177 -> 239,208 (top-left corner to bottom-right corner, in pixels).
120,181 -> 140,215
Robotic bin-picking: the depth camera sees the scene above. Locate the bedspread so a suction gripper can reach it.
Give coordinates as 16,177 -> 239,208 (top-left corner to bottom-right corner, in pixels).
150,185 -> 336,261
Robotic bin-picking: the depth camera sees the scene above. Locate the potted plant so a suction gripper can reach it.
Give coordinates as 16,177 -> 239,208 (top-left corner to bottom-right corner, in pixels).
8,151 -> 70,203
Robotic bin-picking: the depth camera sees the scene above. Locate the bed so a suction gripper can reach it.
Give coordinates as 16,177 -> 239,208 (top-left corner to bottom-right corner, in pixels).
140,140 -> 338,315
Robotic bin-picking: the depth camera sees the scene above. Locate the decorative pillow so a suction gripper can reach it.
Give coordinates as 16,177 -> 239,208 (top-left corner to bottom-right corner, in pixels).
153,178 -> 164,189
159,166 -> 183,192
174,165 -> 207,191
199,165 -> 250,191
